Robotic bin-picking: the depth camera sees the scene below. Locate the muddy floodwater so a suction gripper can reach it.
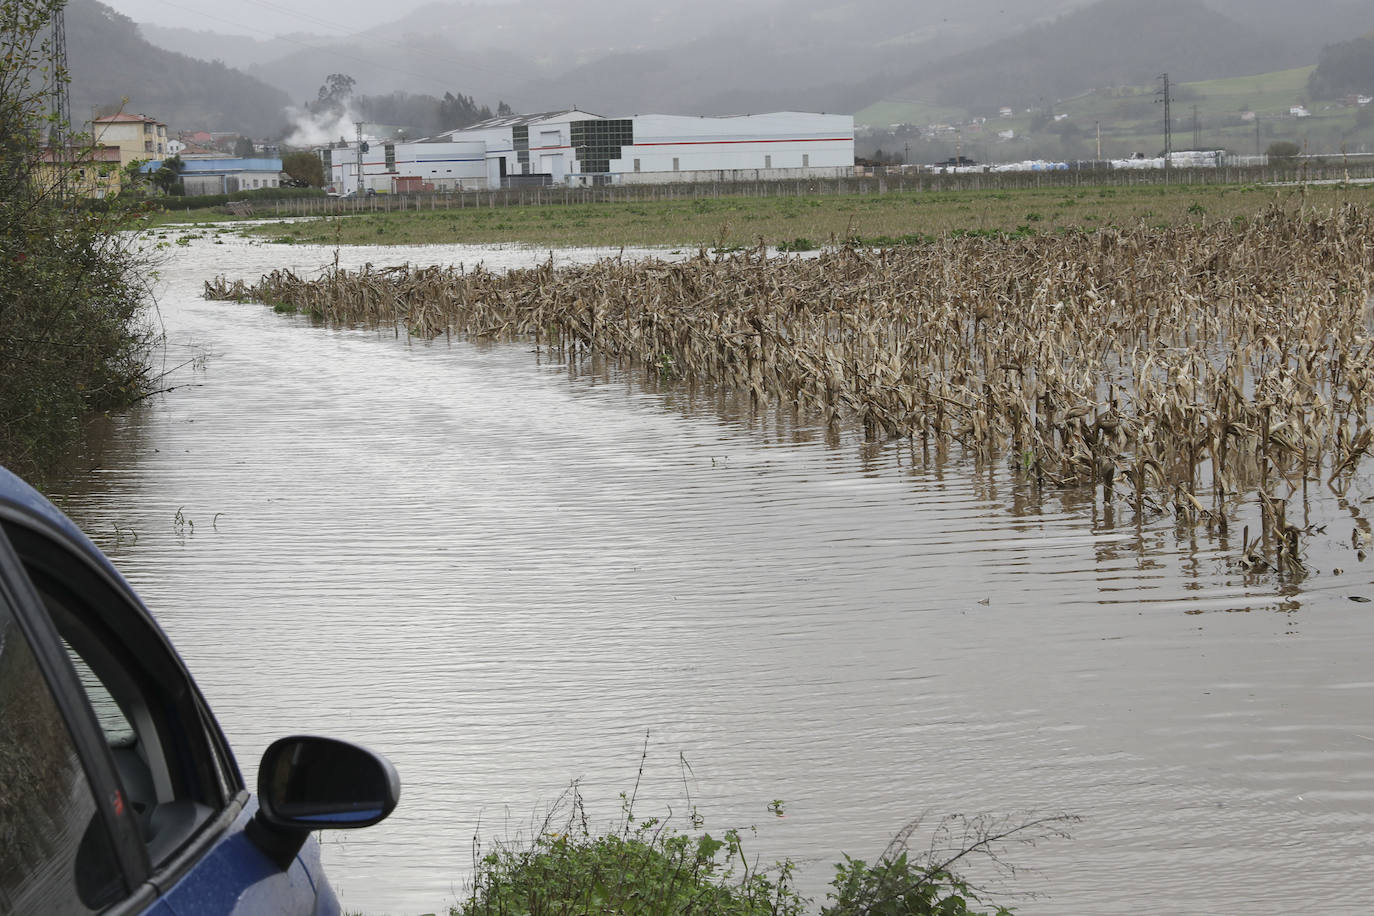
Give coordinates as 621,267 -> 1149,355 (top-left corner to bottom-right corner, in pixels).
51,228 -> 1374,915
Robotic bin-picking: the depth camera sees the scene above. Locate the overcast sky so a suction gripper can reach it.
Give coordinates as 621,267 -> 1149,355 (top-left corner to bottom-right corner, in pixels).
101,0 -> 506,38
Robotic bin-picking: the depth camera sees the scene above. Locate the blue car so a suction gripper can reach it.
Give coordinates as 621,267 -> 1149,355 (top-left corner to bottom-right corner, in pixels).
0,466 -> 399,914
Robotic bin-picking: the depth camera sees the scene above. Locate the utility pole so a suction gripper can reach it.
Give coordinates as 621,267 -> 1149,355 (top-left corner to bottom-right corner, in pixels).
49,8 -> 70,147
1095,120 -> 1101,160
48,6 -> 72,196
1156,73 -> 1172,180
354,121 -> 365,195
904,142 -> 909,166
1192,104 -> 1200,149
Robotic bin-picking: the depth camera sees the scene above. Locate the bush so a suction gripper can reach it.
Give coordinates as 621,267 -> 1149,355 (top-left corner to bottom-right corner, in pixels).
160,187 -> 328,211
1,0 -> 154,477
452,748 -> 1077,916
454,785 -> 804,916
1266,141 -> 1301,161
820,814 -> 1078,916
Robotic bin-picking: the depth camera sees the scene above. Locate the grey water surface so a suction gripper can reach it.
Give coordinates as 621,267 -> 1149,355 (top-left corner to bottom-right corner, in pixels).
52,228 -> 1374,915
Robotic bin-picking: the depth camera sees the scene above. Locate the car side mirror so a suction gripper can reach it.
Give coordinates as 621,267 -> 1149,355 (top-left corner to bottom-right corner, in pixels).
247,735 -> 400,869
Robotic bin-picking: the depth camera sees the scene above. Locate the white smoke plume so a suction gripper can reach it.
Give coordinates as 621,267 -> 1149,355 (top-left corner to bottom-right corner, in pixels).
282,102 -> 381,149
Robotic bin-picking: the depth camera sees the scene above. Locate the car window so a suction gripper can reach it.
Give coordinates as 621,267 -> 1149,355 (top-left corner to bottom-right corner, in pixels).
1,519 -> 239,870
0,591 -> 128,913
65,646 -> 137,748
38,582 -> 223,867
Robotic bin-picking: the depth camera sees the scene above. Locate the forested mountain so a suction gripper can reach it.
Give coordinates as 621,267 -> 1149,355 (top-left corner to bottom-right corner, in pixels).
66,0 -> 290,137
1308,32 -> 1374,99
878,0 -> 1296,116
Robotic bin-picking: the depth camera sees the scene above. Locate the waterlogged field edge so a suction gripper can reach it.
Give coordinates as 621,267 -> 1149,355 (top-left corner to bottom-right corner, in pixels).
156,182 -> 1374,251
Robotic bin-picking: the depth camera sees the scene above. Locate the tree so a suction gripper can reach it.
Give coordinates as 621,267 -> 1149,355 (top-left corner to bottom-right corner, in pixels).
281,150 -> 325,187
497,100 -> 514,117
151,153 -> 183,193
1266,140 -> 1300,161
233,136 -> 255,158
120,157 -> 149,194
1308,35 -> 1374,100
308,73 -> 355,119
1,0 -> 153,476
438,91 -> 492,130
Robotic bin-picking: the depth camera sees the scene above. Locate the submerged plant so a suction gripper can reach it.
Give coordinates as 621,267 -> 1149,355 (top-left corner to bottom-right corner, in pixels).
207,202 -> 1374,571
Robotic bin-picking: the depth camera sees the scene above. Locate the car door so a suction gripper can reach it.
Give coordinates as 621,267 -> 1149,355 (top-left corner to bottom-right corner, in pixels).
0,505 -> 324,916
0,518 -> 159,914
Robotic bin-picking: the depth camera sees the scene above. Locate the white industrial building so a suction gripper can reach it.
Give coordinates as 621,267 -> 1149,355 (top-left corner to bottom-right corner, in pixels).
322,109 -> 855,193
610,113 -> 854,184
322,140 -> 489,194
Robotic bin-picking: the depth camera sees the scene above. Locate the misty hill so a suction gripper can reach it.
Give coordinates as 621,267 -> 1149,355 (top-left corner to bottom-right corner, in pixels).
137,23 -> 316,70
67,0 -> 290,137
381,0 -> 759,70
877,0 -> 1299,117
112,0 -> 1370,137
218,0 -> 764,108
1204,0 -> 1372,62
132,0 -> 1087,116
504,0 -> 1088,115
244,35 -> 532,112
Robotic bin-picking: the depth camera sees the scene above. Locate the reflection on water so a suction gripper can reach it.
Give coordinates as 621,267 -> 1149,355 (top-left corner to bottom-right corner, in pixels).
51,231 -> 1374,915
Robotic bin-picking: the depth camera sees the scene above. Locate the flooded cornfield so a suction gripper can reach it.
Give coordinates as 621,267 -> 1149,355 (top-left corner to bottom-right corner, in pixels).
51,225 -> 1374,915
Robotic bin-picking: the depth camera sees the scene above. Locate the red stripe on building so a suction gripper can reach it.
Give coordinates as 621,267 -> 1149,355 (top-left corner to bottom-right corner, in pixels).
632,137 -> 852,147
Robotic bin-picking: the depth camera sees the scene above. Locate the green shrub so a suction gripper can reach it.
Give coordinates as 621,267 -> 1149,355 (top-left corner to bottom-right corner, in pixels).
1266,141 -> 1301,162
160,187 -> 328,211
452,768 -> 1077,916
821,815 -> 1077,916
454,785 -> 804,916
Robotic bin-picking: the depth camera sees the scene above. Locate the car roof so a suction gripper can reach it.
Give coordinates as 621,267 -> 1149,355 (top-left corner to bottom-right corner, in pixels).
0,464 -> 149,612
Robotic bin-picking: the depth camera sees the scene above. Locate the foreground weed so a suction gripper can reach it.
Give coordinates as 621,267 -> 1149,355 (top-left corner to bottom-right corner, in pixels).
455,781 -> 804,916
452,743 -> 1074,916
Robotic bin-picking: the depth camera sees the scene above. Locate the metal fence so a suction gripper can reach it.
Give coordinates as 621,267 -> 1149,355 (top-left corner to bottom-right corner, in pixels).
265,162 -> 1374,218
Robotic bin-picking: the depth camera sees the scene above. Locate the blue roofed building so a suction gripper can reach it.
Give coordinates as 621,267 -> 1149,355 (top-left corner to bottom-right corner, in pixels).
141,157 -> 284,195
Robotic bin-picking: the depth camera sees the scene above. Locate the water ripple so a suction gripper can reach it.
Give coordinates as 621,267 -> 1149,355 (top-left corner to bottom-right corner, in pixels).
49,233 -> 1374,915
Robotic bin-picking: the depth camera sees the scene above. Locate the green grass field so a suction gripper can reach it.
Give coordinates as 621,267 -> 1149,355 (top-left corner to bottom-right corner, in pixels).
854,99 -> 969,130
1185,66 -> 1315,114
209,182 -> 1374,250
